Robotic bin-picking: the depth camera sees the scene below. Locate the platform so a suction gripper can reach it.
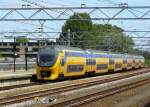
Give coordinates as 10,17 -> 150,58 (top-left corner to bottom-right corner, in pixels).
0,69 -> 36,87
0,69 -> 35,80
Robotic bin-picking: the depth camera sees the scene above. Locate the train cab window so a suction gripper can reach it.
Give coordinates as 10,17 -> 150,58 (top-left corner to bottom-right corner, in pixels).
39,54 -> 54,63
38,47 -> 58,67
38,54 -> 55,66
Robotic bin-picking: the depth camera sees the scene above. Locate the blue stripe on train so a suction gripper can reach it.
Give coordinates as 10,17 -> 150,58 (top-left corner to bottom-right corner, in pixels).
65,52 -> 116,58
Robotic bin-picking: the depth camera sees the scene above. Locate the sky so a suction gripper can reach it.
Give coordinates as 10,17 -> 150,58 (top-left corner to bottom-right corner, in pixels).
0,0 -> 150,51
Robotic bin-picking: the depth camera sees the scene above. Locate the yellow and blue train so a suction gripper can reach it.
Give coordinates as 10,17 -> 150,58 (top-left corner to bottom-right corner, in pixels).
36,46 -> 145,80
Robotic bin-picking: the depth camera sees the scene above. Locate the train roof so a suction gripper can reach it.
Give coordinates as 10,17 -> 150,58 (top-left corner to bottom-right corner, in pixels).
55,45 -> 83,51
40,45 -> 83,52
40,46 -> 144,59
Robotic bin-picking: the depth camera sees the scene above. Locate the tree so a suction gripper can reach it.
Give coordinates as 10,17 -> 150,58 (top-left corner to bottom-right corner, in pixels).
91,24 -> 134,52
16,37 -> 29,43
58,12 -> 135,53
58,13 -> 93,48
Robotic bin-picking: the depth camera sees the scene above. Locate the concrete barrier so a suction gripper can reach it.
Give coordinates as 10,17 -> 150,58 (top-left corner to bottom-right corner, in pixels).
0,71 -> 35,87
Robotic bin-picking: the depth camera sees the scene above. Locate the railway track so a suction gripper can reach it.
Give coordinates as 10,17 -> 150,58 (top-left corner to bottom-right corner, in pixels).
0,82 -> 40,91
0,67 -> 150,106
0,66 -> 149,92
48,78 -> 150,107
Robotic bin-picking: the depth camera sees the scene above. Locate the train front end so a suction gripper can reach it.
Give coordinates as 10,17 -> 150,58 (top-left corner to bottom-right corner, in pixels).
36,47 -> 60,80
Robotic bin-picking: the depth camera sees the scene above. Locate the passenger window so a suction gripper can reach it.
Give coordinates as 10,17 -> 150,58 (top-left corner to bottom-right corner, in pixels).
67,65 -> 84,72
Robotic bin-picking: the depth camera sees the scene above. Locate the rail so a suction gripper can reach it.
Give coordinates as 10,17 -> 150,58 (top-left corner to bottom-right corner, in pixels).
0,67 -> 149,106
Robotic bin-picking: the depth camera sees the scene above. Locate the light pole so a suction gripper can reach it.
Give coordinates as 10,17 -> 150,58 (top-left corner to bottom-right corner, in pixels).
13,37 -> 16,72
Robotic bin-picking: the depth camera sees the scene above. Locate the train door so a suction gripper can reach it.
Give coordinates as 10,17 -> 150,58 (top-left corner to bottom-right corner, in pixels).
85,51 -> 92,74
109,58 -> 115,72
91,58 -> 96,74
59,51 -> 66,78
85,51 -> 96,76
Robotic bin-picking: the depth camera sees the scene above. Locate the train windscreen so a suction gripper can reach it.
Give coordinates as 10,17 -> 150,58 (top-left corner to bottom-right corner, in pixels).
37,47 -> 58,67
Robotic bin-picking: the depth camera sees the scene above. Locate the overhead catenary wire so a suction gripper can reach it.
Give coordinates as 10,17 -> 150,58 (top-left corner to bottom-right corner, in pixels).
0,3 -> 149,51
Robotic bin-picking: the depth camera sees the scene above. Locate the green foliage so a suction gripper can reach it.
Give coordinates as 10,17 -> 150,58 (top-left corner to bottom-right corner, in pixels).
16,37 -> 29,43
92,24 -> 134,52
62,12 -> 92,32
60,13 -> 93,48
58,12 -> 135,52
142,51 -> 150,65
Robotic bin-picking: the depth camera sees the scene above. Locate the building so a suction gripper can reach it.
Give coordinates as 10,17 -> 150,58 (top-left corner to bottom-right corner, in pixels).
0,41 -> 56,58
